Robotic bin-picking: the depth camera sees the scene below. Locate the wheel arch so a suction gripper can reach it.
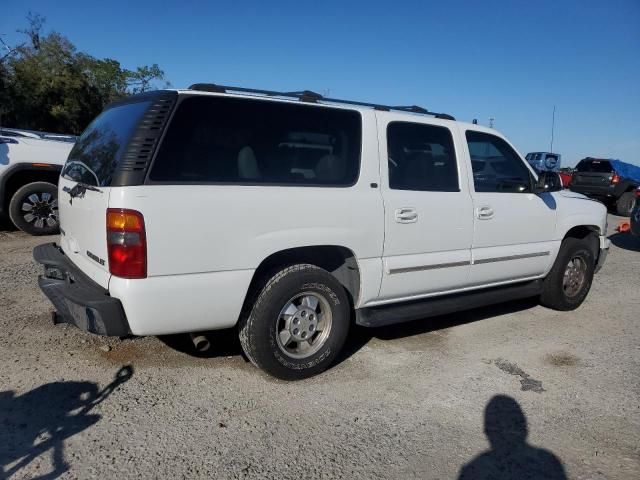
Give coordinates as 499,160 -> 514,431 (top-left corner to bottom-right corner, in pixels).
613,180 -> 639,196
243,245 -> 361,313
0,164 -> 61,215
562,225 -> 600,258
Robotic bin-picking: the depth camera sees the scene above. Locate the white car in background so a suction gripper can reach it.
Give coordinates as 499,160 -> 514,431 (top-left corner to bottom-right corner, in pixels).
0,129 -> 74,235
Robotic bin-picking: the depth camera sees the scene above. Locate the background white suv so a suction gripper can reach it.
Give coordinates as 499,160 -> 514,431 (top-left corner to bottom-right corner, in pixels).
0,128 -> 74,234
34,85 -> 609,379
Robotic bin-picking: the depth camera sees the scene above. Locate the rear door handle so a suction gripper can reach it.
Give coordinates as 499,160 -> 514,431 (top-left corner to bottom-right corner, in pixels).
395,208 -> 418,223
476,206 -> 494,220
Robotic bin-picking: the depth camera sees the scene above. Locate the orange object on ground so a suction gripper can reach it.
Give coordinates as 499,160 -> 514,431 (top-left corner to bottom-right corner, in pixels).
616,220 -> 631,233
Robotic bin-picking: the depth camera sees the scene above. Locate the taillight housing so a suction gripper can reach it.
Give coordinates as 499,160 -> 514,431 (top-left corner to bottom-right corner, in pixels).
611,174 -> 620,185
635,188 -> 640,198
106,209 -> 147,279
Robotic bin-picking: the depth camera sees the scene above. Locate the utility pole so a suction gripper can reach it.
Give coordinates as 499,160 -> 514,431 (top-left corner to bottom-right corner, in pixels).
550,105 -> 556,153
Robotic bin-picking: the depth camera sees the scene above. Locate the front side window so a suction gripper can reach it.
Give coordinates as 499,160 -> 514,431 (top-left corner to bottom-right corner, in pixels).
149,96 -> 361,186
466,131 -> 532,193
387,122 -> 459,192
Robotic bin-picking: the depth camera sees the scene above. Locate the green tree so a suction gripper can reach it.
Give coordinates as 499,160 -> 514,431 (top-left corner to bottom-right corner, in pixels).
1,13 -> 168,134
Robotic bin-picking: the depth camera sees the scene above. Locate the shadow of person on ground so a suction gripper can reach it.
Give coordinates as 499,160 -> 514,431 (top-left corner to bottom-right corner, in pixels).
609,232 -> 640,252
458,395 -> 566,480
0,365 -> 133,480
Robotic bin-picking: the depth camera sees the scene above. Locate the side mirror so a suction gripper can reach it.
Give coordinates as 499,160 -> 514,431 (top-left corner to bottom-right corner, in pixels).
534,171 -> 562,193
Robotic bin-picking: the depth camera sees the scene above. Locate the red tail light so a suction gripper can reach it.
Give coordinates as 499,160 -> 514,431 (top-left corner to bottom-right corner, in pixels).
611,174 -> 620,184
635,189 -> 640,198
106,209 -> 146,279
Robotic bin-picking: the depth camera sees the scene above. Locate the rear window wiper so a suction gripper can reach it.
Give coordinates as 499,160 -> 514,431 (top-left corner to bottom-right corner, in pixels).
63,182 -> 103,199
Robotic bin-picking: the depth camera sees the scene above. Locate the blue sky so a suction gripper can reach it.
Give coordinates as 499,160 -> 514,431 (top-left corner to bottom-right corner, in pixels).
2,0 -> 639,166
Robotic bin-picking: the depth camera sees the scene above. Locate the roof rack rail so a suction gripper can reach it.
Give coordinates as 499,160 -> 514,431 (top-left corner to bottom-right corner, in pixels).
187,83 -> 455,120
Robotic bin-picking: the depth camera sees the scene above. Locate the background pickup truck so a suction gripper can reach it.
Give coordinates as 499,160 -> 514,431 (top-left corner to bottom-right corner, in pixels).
570,158 -> 640,216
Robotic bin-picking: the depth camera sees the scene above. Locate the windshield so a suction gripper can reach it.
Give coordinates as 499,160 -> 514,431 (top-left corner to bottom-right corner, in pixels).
62,100 -> 151,186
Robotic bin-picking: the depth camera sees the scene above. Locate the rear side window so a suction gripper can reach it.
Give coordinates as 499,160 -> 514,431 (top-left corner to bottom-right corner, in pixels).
62,100 -> 151,186
575,160 -> 613,173
387,122 -> 459,191
466,131 -> 532,193
149,96 -> 361,186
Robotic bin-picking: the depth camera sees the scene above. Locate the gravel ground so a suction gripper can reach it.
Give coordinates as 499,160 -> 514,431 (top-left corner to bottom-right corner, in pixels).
0,214 -> 638,479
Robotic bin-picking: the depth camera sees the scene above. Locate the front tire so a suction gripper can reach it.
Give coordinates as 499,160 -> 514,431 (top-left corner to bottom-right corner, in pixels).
540,237 -> 596,311
238,264 -> 350,380
8,182 -> 59,235
616,192 -> 635,216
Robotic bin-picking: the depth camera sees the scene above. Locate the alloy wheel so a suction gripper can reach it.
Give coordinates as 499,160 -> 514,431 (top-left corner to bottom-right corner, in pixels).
21,192 -> 58,230
562,256 -> 587,298
275,292 -> 333,359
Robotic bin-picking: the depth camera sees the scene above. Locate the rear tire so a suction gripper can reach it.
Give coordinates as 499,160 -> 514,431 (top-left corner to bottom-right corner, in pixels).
8,182 -> 59,236
238,264 -> 350,380
616,192 -> 635,216
540,237 -> 596,311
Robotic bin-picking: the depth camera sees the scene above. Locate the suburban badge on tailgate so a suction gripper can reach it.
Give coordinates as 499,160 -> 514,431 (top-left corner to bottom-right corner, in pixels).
86,250 -> 105,266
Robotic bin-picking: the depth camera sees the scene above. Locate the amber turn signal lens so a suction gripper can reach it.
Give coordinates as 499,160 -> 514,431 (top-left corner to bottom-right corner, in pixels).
107,210 -> 144,230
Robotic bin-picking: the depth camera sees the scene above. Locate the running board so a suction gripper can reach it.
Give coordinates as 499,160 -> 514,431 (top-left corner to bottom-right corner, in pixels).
356,280 -> 543,328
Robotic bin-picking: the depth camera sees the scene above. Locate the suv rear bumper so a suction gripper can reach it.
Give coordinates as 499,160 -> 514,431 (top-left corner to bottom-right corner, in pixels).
33,243 -> 130,336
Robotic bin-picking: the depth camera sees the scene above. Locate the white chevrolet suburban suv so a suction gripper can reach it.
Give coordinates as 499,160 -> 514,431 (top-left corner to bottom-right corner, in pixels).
34,84 -> 610,380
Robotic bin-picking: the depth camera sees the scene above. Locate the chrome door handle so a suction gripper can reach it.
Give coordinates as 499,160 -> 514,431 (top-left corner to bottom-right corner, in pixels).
395,208 -> 418,223
476,206 -> 494,220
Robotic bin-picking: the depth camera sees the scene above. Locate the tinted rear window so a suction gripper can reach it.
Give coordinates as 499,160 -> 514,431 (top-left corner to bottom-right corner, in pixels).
62,100 -> 151,186
149,96 -> 361,186
575,160 -> 613,173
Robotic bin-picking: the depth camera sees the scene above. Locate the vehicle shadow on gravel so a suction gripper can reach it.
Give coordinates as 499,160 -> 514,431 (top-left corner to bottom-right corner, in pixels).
609,232 -> 640,252
0,366 -> 133,480
158,328 -> 243,358
0,218 -> 17,233
337,298 -> 540,365
457,395 -> 567,479
158,299 -> 541,367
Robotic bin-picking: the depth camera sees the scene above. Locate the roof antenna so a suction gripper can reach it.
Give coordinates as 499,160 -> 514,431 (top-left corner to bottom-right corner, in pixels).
549,105 -> 556,153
